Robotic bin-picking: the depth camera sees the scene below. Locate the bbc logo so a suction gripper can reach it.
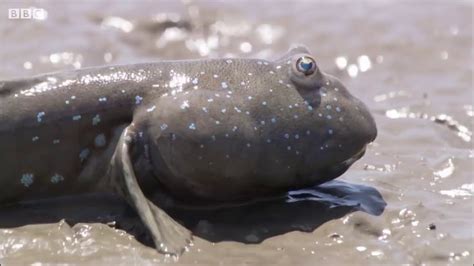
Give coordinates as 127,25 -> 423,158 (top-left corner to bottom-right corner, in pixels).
8,8 -> 47,20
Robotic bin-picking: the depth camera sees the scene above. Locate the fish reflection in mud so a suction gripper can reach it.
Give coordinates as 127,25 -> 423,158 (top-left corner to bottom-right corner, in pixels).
0,180 -> 385,254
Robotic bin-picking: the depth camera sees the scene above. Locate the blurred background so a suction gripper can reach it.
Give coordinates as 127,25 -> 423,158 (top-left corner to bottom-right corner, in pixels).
0,0 -> 472,265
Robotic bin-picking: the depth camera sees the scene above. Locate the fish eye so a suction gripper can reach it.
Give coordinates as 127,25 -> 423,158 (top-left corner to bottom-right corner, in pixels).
296,56 -> 317,75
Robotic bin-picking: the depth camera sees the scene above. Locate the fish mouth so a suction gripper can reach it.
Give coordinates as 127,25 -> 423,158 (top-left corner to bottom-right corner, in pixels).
318,146 -> 367,183
341,145 -> 367,166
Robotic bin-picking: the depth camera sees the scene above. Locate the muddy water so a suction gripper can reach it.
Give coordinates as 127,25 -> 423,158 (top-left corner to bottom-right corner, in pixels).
0,0 -> 472,265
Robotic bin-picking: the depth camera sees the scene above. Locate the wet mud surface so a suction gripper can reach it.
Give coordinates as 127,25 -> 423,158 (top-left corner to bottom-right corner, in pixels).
0,0 -> 472,265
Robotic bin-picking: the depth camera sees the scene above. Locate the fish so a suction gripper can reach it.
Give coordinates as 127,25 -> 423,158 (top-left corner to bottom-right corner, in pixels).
0,45 -> 377,255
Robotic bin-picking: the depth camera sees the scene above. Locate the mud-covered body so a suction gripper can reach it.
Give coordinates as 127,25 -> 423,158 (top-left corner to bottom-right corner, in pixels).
0,63 -> 157,202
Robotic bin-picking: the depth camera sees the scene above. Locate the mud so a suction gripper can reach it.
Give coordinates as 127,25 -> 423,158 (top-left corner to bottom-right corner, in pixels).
0,0 -> 472,265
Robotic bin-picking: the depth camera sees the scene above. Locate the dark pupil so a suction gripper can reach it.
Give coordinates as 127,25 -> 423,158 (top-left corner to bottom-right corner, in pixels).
300,61 -> 313,71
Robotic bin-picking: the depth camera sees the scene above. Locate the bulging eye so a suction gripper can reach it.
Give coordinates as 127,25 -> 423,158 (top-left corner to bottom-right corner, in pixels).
296,56 -> 317,75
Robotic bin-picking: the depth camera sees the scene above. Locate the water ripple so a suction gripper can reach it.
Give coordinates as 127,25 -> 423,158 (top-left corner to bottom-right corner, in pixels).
385,109 -> 472,142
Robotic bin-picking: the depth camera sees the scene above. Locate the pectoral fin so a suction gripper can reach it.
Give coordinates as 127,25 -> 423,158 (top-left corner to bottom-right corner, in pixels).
109,125 -> 192,256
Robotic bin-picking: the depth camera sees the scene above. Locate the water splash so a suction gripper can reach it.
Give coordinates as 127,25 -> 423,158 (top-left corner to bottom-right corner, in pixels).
433,158 -> 455,179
